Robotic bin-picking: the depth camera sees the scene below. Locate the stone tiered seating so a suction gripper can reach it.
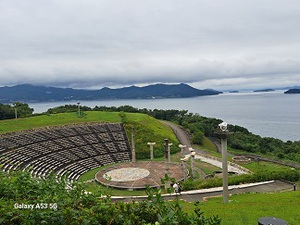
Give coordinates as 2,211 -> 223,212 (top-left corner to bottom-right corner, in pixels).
0,123 -> 131,181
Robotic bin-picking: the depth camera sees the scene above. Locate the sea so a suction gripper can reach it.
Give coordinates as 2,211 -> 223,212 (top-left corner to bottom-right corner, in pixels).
29,90 -> 300,142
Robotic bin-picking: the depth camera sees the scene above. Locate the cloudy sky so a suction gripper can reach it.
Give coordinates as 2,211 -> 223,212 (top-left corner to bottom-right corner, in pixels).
1,0 -> 300,90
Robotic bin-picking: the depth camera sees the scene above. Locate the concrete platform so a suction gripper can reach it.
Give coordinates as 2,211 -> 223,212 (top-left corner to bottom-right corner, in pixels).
95,161 -> 184,190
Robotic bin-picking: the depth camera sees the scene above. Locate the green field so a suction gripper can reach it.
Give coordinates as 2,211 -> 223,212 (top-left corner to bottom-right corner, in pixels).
0,111 -> 121,134
0,111 -> 179,158
0,110 -> 176,134
182,190 -> 300,225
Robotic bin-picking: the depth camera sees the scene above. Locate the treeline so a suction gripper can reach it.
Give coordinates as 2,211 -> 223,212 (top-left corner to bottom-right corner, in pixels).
0,102 -> 34,120
229,132 -> 300,163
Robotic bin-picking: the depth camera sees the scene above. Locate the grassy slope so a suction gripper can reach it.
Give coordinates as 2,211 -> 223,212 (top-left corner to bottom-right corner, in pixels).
182,191 -> 300,225
0,111 -> 121,134
0,111 -> 178,155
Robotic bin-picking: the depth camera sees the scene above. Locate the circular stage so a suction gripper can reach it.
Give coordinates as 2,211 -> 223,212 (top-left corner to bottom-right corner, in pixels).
95,161 -> 184,190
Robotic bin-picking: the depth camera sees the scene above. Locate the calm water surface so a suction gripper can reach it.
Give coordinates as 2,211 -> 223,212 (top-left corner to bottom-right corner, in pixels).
29,91 -> 300,141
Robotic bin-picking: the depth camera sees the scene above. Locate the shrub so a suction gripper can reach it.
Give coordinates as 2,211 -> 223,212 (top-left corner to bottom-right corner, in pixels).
192,131 -> 205,145
0,170 -> 221,225
181,169 -> 300,191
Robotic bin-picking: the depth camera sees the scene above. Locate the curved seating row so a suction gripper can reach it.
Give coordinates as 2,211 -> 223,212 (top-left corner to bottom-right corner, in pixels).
0,123 -> 132,181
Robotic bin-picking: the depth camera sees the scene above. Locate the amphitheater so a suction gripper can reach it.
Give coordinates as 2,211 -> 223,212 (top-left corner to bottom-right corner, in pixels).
0,123 -> 132,181
0,122 -> 184,188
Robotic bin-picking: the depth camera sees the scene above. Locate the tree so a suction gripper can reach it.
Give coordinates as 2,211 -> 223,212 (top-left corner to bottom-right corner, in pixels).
0,104 -> 14,120
193,131 -> 205,145
0,102 -> 33,120
13,102 -> 34,118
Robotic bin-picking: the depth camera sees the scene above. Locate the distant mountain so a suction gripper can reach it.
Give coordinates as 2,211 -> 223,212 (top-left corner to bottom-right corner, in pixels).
283,85 -> 300,90
284,89 -> 300,94
253,88 -> 275,93
0,83 -> 222,103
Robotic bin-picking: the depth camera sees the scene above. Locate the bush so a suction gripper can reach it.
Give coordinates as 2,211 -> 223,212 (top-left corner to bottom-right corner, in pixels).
181,169 -> 300,191
192,131 -> 205,145
0,170 -> 221,225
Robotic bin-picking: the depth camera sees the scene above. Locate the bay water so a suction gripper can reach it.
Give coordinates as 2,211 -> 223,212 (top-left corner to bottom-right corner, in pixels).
29,91 -> 300,142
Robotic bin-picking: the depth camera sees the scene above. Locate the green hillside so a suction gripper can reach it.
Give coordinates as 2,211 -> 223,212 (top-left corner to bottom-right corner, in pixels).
0,111 -> 179,159
182,190 -> 300,225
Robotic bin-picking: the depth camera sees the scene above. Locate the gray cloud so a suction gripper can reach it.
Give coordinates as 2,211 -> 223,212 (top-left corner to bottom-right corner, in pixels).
1,0 -> 300,90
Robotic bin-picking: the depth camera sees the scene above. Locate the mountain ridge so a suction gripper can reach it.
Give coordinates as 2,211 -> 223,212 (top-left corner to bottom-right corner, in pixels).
0,83 -> 222,103
284,88 -> 300,94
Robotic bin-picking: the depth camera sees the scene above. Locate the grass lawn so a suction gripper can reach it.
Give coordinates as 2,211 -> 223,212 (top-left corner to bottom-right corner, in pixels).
0,110 -> 179,158
242,160 -> 295,173
0,111 -> 121,134
194,160 -> 219,175
182,190 -> 300,225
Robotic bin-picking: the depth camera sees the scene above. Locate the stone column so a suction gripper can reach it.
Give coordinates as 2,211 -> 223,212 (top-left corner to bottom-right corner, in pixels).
77,101 -> 80,116
220,134 -> 228,203
179,144 -> 186,157
215,121 -> 230,204
181,157 -> 188,181
168,143 -> 173,163
131,127 -> 136,163
147,142 -> 156,160
13,103 -> 18,119
188,148 -> 196,178
164,139 -> 170,189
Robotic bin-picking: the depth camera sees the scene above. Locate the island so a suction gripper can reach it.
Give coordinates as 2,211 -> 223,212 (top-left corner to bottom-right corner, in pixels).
284,89 -> 300,94
253,88 -> 275,93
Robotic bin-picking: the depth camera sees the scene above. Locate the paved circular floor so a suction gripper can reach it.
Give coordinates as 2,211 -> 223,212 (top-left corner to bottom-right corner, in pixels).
95,161 -> 184,189
104,167 -> 150,182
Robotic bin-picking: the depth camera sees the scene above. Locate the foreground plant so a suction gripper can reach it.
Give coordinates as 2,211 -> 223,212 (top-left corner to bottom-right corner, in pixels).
0,170 -> 221,225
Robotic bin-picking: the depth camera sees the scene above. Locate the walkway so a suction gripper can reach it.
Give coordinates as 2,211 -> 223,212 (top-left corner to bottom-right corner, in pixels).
194,154 -> 249,174
111,180 -> 295,202
162,120 -> 250,174
161,120 -> 192,148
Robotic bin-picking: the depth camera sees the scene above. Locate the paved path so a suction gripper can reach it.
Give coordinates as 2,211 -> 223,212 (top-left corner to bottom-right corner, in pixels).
161,120 -> 192,150
194,154 -> 249,174
162,120 -> 250,174
111,180 -> 295,202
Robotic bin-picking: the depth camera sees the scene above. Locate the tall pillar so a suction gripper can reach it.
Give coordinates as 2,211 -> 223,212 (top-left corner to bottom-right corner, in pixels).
77,101 -> 80,116
147,142 -> 156,160
188,148 -> 196,178
179,144 -> 186,157
221,135 -> 228,203
181,157 -> 188,181
168,143 -> 173,163
131,127 -> 136,163
215,121 -> 230,204
14,107 -> 18,119
164,139 -> 170,189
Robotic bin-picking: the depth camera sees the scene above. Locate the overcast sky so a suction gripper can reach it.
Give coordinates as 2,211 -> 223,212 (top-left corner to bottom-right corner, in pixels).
1,0 -> 300,90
